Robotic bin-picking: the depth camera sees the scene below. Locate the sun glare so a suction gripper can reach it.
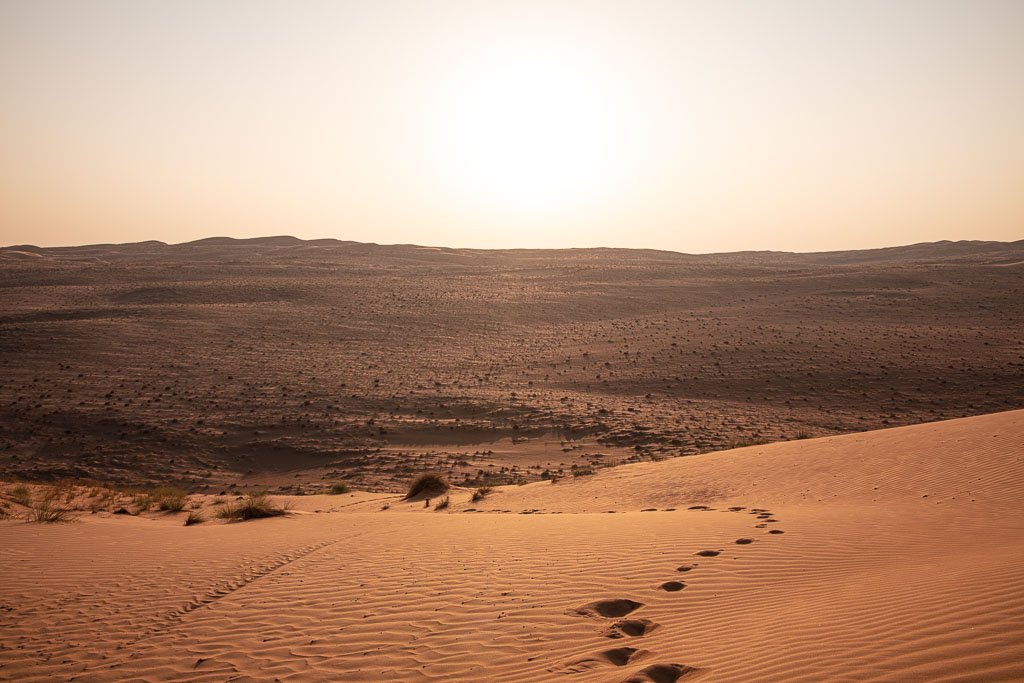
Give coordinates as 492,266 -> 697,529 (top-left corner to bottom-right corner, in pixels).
425,36 -> 645,220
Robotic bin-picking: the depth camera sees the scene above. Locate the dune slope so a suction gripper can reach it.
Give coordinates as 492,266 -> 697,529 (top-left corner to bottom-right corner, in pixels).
1,410 -> 1022,682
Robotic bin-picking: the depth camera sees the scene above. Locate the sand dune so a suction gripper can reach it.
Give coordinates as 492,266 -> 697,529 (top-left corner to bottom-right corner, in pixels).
1,409 -> 1021,681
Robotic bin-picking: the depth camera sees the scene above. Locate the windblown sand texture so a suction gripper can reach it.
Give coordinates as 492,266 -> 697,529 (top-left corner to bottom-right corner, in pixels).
2,410 -> 1022,681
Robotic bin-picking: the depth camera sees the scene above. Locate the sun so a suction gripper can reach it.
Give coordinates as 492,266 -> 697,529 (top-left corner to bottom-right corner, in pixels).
424,36 -> 642,220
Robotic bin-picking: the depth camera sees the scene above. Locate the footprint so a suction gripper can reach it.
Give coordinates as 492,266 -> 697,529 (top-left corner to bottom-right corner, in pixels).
695,549 -> 720,557
659,581 -> 686,592
728,506 -> 746,511
735,538 -> 754,545
606,618 -> 659,638
603,647 -> 645,666
561,647 -> 647,673
768,529 -> 785,534
687,505 -> 711,511
622,663 -> 699,683
676,564 -> 695,573
574,599 -> 645,619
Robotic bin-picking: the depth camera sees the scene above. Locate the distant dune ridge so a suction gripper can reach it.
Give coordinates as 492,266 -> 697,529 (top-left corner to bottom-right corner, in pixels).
3,235 -> 1024,264
0,410 -> 1021,681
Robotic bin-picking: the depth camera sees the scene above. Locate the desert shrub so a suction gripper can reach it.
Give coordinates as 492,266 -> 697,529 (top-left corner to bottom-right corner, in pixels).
132,492 -> 155,512
405,473 -> 449,500
435,496 -> 450,511
154,488 -> 188,512
471,486 -> 493,502
329,482 -> 350,495
215,492 -> 288,521
10,485 -> 31,507
184,510 -> 205,526
29,497 -> 72,523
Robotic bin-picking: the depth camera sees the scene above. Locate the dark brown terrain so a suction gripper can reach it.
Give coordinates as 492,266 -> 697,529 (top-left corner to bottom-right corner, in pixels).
1,237 -> 1022,492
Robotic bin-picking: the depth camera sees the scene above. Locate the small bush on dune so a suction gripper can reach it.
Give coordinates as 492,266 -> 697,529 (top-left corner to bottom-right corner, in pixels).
405,473 -> 449,500
435,496 -> 450,511
471,486 -> 493,503
30,497 -> 72,523
329,482 -> 350,495
184,510 -> 205,526
154,487 -> 188,512
216,492 -> 288,521
10,485 -> 31,507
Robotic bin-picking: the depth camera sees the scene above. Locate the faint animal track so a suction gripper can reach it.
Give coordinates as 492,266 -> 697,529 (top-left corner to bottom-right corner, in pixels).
622,662 -> 698,682
574,598 -> 645,619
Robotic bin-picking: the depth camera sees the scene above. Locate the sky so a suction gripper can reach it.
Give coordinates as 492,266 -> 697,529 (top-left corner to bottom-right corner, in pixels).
1,0 -> 1022,253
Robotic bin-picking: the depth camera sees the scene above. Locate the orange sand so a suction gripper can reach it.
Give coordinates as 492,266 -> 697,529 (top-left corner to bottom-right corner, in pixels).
2,410 -> 1022,681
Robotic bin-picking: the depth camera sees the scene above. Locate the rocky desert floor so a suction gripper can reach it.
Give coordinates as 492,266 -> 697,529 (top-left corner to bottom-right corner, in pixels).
0,409 -> 1022,681
1,237 -> 1022,492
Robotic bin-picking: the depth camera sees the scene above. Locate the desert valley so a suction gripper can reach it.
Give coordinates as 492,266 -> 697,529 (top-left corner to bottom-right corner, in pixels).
1,238 -> 1023,681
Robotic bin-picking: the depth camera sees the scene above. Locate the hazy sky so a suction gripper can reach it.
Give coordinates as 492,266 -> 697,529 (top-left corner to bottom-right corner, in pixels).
1,1 -> 1022,252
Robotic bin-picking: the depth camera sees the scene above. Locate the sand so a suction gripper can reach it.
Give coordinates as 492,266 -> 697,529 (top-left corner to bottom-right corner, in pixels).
2,409 -> 1022,681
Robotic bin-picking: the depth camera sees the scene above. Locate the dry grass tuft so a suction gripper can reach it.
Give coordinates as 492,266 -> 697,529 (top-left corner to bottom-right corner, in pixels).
29,497 -> 72,523
434,496 -> 450,511
154,487 -> 188,512
405,473 -> 449,500
471,486 -> 493,502
215,492 -> 288,521
184,510 -> 205,526
329,482 -> 350,494
10,485 -> 31,507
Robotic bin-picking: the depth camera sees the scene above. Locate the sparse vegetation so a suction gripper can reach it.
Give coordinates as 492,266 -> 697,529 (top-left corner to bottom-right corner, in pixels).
471,486 -> 493,502
184,510 -> 205,525
10,485 -> 31,507
29,497 -> 72,523
435,496 -> 450,510
215,492 -> 288,521
154,487 -> 188,512
405,473 -> 449,500
329,482 -> 350,495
